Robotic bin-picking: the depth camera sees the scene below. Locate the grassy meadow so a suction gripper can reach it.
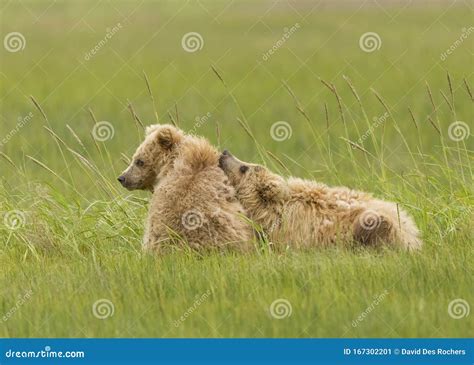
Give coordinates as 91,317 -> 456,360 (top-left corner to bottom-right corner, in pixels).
0,0 -> 472,337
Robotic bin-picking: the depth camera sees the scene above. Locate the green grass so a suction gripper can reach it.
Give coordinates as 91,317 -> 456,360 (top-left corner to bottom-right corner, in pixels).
0,0 -> 472,337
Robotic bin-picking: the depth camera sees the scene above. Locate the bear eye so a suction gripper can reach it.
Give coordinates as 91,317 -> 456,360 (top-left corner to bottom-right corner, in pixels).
239,165 -> 249,174
135,159 -> 145,167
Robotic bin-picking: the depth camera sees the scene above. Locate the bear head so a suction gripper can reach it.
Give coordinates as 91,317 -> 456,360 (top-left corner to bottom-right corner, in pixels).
118,124 -> 184,191
218,150 -> 288,208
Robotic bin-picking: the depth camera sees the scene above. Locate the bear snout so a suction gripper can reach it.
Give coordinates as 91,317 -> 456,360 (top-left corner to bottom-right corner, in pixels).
218,154 -> 227,170
219,150 -> 240,174
117,175 -> 126,185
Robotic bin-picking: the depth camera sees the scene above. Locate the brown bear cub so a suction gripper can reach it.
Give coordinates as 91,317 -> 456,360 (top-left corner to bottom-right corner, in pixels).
218,150 -> 422,250
118,125 -> 252,253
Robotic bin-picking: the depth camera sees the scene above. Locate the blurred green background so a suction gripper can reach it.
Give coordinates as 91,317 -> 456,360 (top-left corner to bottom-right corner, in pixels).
1,0 -> 472,190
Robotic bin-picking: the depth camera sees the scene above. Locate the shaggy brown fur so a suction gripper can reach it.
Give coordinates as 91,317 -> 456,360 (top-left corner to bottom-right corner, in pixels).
118,125 -> 252,253
219,151 -> 422,250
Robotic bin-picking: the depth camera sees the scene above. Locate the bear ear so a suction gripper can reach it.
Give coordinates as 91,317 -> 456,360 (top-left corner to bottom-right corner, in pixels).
156,125 -> 181,150
145,124 -> 160,136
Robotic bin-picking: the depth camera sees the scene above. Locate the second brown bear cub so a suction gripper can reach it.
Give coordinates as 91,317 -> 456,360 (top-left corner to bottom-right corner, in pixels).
218,150 -> 422,250
118,125 -> 252,253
